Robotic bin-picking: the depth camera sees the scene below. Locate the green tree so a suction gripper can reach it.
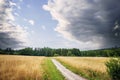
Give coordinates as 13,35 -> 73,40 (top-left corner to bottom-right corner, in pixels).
106,58 -> 120,80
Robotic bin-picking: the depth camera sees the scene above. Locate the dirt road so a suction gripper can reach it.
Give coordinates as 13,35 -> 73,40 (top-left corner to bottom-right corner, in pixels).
52,59 -> 87,80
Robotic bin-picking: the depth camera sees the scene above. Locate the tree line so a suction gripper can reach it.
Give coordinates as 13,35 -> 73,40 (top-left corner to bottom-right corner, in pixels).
0,47 -> 120,57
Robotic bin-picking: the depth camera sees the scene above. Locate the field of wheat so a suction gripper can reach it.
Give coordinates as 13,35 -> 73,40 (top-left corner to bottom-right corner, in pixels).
0,55 -> 45,80
0,55 -> 112,80
55,57 -> 110,80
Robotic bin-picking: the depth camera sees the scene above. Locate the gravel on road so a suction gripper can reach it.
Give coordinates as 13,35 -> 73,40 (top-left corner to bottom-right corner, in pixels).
52,59 -> 87,80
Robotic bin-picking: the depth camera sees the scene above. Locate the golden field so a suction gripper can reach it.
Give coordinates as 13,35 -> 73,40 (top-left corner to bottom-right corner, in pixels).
0,55 -> 112,80
0,55 -> 45,80
55,57 -> 110,80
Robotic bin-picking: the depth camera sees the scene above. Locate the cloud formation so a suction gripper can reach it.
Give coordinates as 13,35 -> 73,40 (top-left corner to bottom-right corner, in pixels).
43,0 -> 120,49
28,20 -> 35,25
0,0 -> 27,49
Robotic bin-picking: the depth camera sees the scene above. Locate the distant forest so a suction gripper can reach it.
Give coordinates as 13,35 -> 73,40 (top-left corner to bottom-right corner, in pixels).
0,47 -> 120,57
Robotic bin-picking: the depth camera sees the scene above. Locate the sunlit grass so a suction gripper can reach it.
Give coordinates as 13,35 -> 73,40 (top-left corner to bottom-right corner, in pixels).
42,58 -> 65,80
55,57 -> 111,80
0,55 -> 45,80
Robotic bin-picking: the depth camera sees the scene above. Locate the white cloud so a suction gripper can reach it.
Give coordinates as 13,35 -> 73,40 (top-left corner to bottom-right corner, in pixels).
14,12 -> 19,16
9,1 -> 17,6
9,1 -> 21,10
24,18 -> 35,26
6,8 -> 15,21
28,20 -> 35,25
0,0 -> 28,49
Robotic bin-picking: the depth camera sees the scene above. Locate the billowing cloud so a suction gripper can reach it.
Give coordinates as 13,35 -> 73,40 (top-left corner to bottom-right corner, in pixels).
14,12 -> 19,16
28,20 -> 35,25
43,0 -> 120,49
0,0 -> 28,49
9,1 -> 16,6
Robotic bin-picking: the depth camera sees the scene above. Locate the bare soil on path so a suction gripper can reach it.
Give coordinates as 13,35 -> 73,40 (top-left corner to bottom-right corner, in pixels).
52,59 -> 87,80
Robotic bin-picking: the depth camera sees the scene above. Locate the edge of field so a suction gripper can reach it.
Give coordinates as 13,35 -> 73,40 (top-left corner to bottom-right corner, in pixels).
55,57 -> 111,80
42,58 -> 65,80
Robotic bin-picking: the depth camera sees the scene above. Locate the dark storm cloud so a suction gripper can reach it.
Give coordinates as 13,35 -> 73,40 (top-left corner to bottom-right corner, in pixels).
43,0 -> 120,49
0,0 -> 27,49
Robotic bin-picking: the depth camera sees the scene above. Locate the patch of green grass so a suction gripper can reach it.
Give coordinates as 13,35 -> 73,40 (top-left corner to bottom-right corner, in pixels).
42,58 -> 65,80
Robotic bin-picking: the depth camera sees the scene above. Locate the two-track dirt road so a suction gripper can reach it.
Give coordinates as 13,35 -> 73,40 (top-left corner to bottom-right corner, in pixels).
52,59 -> 87,80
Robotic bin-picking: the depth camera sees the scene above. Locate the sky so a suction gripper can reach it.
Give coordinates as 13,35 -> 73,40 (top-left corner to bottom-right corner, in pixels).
0,0 -> 120,50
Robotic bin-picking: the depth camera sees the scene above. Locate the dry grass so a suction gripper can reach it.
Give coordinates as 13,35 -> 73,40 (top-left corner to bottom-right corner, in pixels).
0,55 -> 45,80
55,57 -> 110,80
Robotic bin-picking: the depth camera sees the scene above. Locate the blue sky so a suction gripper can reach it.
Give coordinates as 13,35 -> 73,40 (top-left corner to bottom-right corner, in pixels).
1,0 -> 119,50
11,0 -> 83,49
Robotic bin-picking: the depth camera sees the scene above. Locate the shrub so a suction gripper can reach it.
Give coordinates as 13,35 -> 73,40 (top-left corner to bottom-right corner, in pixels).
105,58 -> 120,80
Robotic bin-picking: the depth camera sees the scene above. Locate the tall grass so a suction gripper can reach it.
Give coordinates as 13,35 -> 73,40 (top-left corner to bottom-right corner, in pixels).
0,55 -> 45,80
55,57 -> 111,80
